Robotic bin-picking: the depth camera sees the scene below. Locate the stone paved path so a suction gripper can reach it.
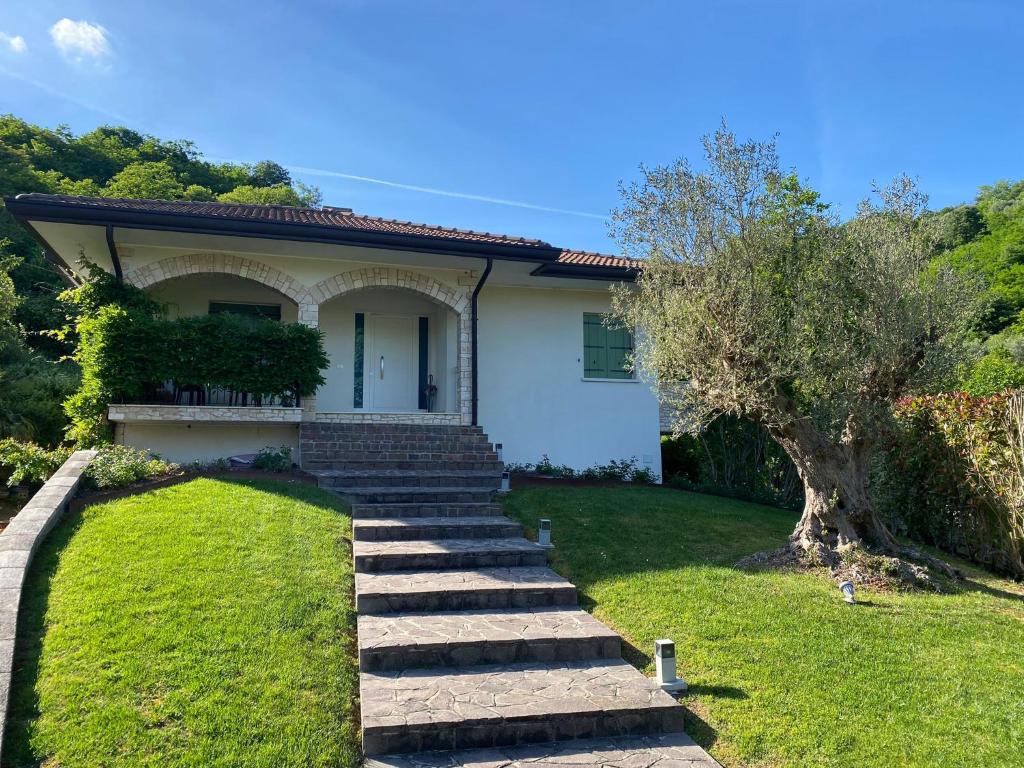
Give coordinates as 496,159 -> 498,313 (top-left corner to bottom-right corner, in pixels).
308,423 -> 721,767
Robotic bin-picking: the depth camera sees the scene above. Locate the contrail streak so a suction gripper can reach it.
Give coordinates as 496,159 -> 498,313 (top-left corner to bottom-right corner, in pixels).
286,164 -> 609,220
0,65 -> 136,126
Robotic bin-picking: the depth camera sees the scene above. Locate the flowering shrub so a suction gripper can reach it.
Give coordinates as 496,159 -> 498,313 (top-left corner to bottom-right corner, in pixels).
0,438 -> 71,487
875,391 -> 1024,577
252,445 -> 292,472
84,445 -> 179,489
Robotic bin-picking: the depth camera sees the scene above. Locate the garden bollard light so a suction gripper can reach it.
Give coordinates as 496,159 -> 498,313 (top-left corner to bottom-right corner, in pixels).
538,518 -> 553,548
655,639 -> 688,693
839,580 -> 856,604
499,471 -> 510,493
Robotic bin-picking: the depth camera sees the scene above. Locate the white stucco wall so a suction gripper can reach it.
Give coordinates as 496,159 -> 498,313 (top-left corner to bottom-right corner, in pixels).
147,273 -> 300,322
40,228 -> 660,469
477,286 -> 662,478
114,422 -> 300,464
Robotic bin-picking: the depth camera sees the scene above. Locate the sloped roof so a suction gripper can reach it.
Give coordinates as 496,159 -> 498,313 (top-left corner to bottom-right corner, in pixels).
5,193 -> 637,275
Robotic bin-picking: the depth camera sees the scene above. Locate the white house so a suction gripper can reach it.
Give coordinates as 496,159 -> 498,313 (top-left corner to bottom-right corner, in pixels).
6,194 -> 661,477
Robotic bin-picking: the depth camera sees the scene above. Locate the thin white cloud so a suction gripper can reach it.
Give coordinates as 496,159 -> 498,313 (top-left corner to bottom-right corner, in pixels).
49,18 -> 110,61
287,164 -> 609,220
0,32 -> 26,54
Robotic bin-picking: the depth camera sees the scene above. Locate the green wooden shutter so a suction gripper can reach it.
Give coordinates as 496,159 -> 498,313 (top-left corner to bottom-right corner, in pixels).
584,314 -> 608,377
583,313 -> 633,379
606,322 -> 634,379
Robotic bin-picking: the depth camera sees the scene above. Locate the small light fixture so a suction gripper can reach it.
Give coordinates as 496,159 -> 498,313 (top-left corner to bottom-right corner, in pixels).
655,639 -> 688,694
839,580 -> 856,604
495,442 -> 503,461
499,471 -> 510,493
537,518 -> 554,548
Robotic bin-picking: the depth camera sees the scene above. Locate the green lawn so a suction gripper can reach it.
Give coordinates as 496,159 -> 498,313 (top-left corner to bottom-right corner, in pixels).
502,486 -> 1024,768
3,478 -> 359,768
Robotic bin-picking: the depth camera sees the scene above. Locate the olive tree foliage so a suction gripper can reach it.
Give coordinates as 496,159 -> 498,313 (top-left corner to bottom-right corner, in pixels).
611,126 -> 980,567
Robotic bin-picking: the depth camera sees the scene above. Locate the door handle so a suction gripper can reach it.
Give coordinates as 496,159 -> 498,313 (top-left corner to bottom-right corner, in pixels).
380,355 -> 384,379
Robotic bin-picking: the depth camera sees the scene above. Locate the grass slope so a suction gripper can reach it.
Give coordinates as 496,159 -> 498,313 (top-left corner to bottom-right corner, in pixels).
502,486 -> 1024,768
3,478 -> 358,768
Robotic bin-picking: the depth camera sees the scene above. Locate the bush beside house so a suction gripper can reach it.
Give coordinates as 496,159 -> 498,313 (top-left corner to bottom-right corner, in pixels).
875,391 -> 1024,578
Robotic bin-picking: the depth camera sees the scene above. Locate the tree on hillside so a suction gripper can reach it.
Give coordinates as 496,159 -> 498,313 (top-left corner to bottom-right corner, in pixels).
103,160 -> 185,199
612,126 -> 980,580
0,115 -> 323,359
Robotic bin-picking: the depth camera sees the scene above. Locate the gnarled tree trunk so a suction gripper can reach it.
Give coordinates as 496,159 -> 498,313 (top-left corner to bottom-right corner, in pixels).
768,420 -> 897,567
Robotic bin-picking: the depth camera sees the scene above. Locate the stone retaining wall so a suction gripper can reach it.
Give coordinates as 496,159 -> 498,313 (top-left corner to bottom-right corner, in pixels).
0,450 -> 96,756
108,404 -> 304,423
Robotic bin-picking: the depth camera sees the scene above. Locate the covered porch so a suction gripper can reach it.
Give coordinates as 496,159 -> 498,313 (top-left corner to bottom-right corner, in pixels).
105,256 -> 475,450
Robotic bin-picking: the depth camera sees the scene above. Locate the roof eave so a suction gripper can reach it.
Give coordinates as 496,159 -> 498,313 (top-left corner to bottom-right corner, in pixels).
530,262 -> 638,282
3,195 -> 564,265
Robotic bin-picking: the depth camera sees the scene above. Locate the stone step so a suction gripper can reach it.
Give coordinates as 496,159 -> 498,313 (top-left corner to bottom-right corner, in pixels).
314,469 -> 502,490
301,424 -> 486,435
335,487 -> 497,504
355,567 -> 577,613
354,538 -> 548,572
354,516 -> 523,542
301,437 -> 494,450
357,608 -> 621,671
364,733 -> 723,768
305,459 -> 503,472
351,502 -> 505,519
359,659 -> 686,755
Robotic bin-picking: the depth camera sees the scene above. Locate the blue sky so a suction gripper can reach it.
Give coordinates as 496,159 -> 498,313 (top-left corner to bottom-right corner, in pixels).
1,1 -> 1022,253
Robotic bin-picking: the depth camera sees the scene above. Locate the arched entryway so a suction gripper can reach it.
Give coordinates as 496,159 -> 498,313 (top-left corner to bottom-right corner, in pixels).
311,268 -> 472,424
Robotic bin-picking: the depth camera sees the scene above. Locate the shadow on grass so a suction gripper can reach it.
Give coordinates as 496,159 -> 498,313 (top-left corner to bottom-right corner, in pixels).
2,506 -> 86,766
682,705 -> 721,752
961,577 -> 1024,603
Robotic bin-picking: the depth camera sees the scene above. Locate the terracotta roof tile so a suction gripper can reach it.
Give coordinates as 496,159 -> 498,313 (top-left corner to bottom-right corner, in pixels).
9,193 -> 639,273
556,249 -> 639,269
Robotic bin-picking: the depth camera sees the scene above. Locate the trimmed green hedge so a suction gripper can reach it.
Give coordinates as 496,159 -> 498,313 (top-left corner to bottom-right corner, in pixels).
875,391 -> 1024,577
66,306 -> 327,444
82,307 -> 327,402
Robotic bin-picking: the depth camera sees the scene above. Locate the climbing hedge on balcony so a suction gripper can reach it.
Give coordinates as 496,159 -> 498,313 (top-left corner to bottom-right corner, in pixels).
83,309 -> 328,403
65,297 -> 327,445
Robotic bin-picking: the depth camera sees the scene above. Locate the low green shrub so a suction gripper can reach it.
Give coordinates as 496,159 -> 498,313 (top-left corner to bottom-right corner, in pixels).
534,454 -> 577,478
523,455 -> 657,484
252,445 -> 292,472
0,438 -> 71,487
84,445 -> 179,489
580,457 -> 644,482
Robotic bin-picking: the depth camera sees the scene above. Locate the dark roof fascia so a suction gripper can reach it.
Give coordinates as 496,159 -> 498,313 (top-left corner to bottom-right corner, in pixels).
3,195 -> 564,265
9,215 -> 79,287
530,262 -> 638,282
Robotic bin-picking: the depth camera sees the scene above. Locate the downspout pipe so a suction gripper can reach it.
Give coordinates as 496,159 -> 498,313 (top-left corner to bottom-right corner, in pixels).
105,224 -> 124,282
470,258 -> 493,426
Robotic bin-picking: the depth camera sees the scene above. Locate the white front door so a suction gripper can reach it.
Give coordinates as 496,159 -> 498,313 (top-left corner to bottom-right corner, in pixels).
368,315 -> 418,410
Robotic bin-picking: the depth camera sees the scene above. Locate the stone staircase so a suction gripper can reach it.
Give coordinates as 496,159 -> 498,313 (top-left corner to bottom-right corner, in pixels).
303,422 -> 720,767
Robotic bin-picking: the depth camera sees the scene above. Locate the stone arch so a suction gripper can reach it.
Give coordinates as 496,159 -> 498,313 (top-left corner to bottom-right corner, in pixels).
309,267 -> 469,315
311,268 -> 472,425
124,252 -> 319,326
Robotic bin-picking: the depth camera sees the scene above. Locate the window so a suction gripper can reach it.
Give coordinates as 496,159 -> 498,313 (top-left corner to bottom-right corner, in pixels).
208,301 -> 281,321
583,313 -> 634,379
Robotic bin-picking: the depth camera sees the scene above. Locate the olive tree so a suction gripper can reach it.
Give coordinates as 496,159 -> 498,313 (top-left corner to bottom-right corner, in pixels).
612,126 -> 978,572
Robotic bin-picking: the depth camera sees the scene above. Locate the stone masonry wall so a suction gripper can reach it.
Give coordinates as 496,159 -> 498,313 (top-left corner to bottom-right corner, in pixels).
0,450 -> 96,757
